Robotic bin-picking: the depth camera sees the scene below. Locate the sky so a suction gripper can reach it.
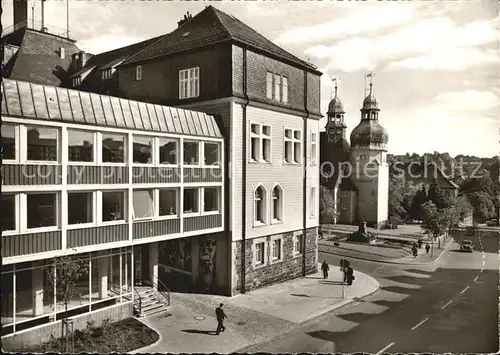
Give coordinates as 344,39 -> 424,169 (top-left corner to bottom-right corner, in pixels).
3,0 -> 499,158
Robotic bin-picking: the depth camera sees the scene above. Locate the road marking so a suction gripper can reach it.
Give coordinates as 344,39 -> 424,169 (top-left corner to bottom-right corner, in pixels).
481,268 -> 484,273
482,254 -> 485,259
376,342 -> 395,354
482,260 -> 486,266
460,286 -> 470,294
474,276 -> 479,282
441,300 -> 453,309
411,317 -> 430,330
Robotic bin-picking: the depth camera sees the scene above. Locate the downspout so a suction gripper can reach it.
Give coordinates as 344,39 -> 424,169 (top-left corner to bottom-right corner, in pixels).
241,46 -> 250,293
302,70 -> 310,277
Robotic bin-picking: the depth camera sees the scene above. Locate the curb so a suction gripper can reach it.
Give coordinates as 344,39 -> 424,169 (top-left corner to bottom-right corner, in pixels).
320,237 -> 453,266
128,317 -> 163,354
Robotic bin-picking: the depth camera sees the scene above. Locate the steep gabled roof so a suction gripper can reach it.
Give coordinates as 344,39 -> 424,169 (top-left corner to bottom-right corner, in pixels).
121,5 -> 317,70
3,29 -> 81,87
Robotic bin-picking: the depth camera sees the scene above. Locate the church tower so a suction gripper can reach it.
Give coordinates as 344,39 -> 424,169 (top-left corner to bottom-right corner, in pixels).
349,78 -> 389,228
325,82 -> 347,143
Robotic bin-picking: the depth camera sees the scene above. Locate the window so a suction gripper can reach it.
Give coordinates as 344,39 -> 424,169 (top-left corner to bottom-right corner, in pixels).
2,124 -> 16,160
27,126 -> 58,162
2,194 -> 16,231
135,65 -> 142,81
179,67 -> 200,99
255,242 -> 265,265
101,69 -> 112,80
27,193 -> 57,229
341,191 -> 347,198
266,72 -> 273,99
133,135 -> 153,164
284,129 -> 301,163
68,129 -> 94,162
271,185 -> 283,222
68,192 -> 93,225
294,234 -> 303,255
282,77 -> 288,103
274,74 -> 281,101
203,187 -> 220,212
271,239 -> 282,261
102,191 -> 125,222
204,142 -> 220,166
342,203 -> 348,210
183,141 -> 199,165
310,132 -> 317,165
310,186 -> 317,218
159,138 -> 178,165
254,186 -> 266,224
102,133 -> 125,163
184,188 -> 199,214
159,189 -> 177,216
133,190 -> 154,220
250,124 -> 271,163
73,76 -> 81,87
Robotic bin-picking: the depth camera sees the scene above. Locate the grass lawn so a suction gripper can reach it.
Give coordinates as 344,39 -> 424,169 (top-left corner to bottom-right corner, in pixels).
15,317 -> 159,353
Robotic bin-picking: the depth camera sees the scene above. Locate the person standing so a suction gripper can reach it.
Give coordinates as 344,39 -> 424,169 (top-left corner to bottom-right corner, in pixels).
215,303 -> 228,335
321,261 -> 330,279
425,243 -> 430,254
346,266 -> 354,285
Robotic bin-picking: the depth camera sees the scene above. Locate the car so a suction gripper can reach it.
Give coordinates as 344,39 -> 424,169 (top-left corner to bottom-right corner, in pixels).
486,219 -> 499,227
460,240 -> 474,252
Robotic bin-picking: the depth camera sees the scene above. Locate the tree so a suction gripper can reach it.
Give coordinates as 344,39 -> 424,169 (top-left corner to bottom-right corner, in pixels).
388,174 -> 406,223
45,255 -> 89,352
467,191 -> 495,221
408,185 -> 429,221
453,195 -> 473,220
427,181 -> 450,210
421,201 -> 447,249
320,185 -> 338,229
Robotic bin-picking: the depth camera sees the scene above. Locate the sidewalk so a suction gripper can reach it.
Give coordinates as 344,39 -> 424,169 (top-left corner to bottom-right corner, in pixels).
132,265 -> 379,354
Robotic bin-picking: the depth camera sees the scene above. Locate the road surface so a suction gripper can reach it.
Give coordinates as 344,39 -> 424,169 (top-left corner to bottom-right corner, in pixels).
240,230 -> 499,353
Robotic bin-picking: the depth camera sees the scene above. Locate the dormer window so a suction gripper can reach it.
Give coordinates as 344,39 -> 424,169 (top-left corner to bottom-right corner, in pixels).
102,69 -> 112,80
135,65 -> 142,81
60,47 -> 65,59
73,76 -> 81,87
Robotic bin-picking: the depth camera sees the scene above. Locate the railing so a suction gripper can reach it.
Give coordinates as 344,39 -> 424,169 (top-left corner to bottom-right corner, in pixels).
133,287 -> 142,315
151,273 -> 171,307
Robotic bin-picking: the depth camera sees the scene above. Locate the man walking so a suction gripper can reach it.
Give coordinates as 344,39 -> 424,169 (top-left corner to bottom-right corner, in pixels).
215,303 -> 227,335
321,260 -> 330,279
425,243 -> 430,255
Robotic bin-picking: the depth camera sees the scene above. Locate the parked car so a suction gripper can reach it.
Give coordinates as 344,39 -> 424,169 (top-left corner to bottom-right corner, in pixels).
486,219 -> 499,227
460,240 -> 474,252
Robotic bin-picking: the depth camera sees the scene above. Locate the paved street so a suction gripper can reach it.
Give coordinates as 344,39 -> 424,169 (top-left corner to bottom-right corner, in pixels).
239,230 -> 499,353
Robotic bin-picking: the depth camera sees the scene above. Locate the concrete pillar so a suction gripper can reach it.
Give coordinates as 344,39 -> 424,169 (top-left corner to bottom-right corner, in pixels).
149,242 -> 158,291
98,257 -> 108,299
192,238 -> 200,285
32,267 -> 44,316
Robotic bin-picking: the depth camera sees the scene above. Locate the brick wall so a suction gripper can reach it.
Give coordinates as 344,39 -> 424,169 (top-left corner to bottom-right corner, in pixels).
2,303 -> 133,350
231,227 -> 318,294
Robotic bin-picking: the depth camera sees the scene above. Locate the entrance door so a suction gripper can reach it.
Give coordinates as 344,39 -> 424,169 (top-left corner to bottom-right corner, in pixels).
141,244 -> 150,284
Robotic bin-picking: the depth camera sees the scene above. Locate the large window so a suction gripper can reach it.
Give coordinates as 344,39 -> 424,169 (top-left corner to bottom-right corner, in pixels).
266,72 -> 273,99
204,142 -> 220,166
274,74 -> 281,101
271,238 -> 282,261
27,193 -> 57,229
68,129 -> 94,162
132,190 -> 154,220
2,124 -> 16,160
310,186 -> 317,218
203,187 -> 220,212
68,192 -> 93,225
254,185 -> 266,225
250,124 -> 271,163
310,132 -> 317,165
282,77 -> 288,103
159,138 -> 178,165
294,234 -> 303,255
159,189 -> 177,216
2,194 -> 16,232
183,141 -> 199,165
133,135 -> 153,164
183,188 -> 199,214
27,126 -> 58,162
102,191 -> 125,222
179,67 -> 200,99
284,129 -> 301,164
271,185 -> 283,222
255,242 -> 265,265
102,133 -> 125,163
265,72 -> 288,103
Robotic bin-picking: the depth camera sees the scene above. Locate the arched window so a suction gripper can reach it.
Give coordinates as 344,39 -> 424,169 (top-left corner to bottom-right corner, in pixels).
371,112 -> 376,119
271,185 -> 283,222
254,185 -> 266,224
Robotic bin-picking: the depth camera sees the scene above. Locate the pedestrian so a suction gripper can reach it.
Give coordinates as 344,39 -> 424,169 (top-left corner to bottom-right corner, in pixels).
215,303 -> 228,335
346,266 -> 354,285
425,243 -> 430,254
417,238 -> 422,248
321,260 -> 329,279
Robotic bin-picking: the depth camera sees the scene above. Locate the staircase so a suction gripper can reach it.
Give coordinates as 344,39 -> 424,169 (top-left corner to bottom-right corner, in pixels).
133,285 -> 172,318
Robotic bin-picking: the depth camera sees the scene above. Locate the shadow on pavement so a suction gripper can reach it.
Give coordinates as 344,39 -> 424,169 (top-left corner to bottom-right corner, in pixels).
383,275 -> 429,284
306,276 -> 326,280
290,294 -> 311,298
181,329 -> 215,336
404,269 -> 433,275
379,285 -> 419,295
336,312 -> 380,324
318,281 -> 345,285
371,300 -> 402,308
307,330 -> 341,343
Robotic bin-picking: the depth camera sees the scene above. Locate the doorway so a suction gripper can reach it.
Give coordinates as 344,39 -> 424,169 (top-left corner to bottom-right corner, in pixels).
133,244 -> 150,286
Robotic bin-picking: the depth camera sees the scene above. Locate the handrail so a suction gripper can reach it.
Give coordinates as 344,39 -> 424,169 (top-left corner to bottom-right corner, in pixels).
133,287 -> 142,315
150,273 -> 171,307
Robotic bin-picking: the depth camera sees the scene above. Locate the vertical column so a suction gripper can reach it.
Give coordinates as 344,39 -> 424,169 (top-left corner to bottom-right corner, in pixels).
32,266 -> 44,316
98,256 -> 108,299
179,137 -> 184,235
128,132 -> 133,241
149,242 -> 158,291
61,126 -> 68,250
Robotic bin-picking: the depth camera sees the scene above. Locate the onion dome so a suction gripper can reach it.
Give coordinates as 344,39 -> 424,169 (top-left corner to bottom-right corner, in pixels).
362,93 -> 379,110
350,120 -> 388,147
328,96 -> 344,115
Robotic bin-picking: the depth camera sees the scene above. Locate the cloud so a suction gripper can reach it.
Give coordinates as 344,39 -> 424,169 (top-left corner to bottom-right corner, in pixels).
434,90 -> 498,112
77,35 -> 148,54
304,13 -> 499,73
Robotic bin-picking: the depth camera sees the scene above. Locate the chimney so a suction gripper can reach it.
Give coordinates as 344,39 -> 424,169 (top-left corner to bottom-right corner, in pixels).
78,51 -> 87,69
13,0 -> 28,30
72,53 -> 79,71
60,47 -> 66,60
177,11 -> 193,27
